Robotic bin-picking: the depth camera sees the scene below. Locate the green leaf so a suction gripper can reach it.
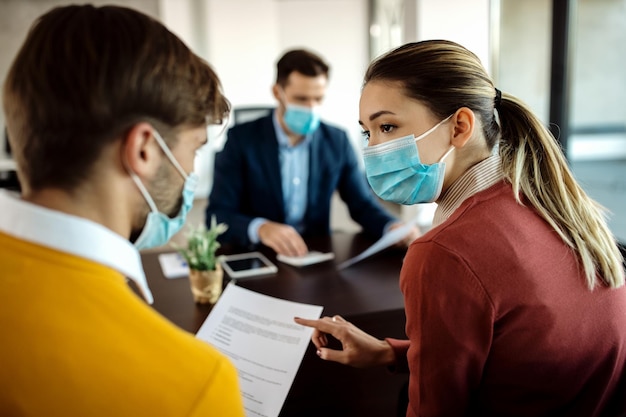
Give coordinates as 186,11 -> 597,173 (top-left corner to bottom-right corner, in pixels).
170,215 -> 228,271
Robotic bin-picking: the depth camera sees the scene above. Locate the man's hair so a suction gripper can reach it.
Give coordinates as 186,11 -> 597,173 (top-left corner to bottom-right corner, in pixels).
2,4 -> 229,191
275,49 -> 329,87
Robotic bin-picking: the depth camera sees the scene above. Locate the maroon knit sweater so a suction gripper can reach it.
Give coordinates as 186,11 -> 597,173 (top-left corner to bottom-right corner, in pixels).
387,181 -> 626,417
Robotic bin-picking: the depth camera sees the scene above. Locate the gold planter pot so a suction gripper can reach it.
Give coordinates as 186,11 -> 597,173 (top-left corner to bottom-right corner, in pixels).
188,264 -> 223,304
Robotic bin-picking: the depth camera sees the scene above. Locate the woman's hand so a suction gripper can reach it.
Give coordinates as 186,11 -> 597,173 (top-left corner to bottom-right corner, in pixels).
294,315 -> 396,368
388,222 -> 422,247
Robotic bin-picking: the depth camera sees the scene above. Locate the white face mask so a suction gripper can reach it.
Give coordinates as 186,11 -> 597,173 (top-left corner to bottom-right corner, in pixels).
130,130 -> 198,250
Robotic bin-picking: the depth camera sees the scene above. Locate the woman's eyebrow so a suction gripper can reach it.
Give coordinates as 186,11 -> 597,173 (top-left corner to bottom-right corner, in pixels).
358,110 -> 396,126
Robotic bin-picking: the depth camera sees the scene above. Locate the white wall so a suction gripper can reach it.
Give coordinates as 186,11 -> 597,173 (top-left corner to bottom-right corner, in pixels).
497,0 -> 551,123
414,0 -> 492,72
276,1 -> 370,139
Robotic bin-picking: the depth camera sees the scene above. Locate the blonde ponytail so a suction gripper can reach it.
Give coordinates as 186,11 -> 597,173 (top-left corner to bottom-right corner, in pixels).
498,93 -> 625,289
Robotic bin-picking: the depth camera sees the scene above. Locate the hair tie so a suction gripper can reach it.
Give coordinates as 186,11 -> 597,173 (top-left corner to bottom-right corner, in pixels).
494,88 -> 502,109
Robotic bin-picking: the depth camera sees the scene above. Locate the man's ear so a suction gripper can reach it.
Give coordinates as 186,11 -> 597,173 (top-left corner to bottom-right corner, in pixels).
271,84 -> 282,102
450,107 -> 475,148
122,122 -> 161,178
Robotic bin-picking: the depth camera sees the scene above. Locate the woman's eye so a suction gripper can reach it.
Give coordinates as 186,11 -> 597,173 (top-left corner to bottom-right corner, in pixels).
381,124 -> 395,133
360,130 -> 370,140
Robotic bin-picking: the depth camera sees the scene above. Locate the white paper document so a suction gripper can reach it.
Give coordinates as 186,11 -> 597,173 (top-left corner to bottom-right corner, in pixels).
337,214 -> 420,270
276,251 -> 335,267
196,283 -> 323,417
158,252 -> 190,278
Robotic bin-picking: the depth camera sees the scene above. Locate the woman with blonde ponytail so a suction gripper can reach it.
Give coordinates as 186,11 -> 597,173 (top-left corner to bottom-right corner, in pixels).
296,40 -> 626,416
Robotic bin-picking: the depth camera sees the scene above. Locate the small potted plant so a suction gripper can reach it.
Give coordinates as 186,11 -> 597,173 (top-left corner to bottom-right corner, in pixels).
172,216 -> 228,304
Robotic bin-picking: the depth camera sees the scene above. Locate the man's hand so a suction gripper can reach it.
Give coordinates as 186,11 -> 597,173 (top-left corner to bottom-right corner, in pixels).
294,315 -> 396,368
258,221 -> 308,256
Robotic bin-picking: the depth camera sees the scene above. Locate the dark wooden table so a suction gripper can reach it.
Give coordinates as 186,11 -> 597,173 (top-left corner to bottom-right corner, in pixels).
141,232 -> 409,417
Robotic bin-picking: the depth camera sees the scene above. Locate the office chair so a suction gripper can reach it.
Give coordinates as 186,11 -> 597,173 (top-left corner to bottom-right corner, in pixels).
232,106 -> 273,125
3,127 -> 10,155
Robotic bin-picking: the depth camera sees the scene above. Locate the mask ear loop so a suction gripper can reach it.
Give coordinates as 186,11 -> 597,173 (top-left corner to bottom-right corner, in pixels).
151,130 -> 188,179
413,114 -> 455,163
215,115 -> 230,138
413,114 -> 454,143
124,129 -> 185,215
129,171 -> 159,214
438,146 -> 455,163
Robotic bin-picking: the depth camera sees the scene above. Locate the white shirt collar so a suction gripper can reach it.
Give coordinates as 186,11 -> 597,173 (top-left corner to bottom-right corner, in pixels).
0,190 -> 153,304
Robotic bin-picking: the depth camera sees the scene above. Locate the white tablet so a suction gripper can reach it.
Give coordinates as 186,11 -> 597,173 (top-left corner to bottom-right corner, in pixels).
220,252 -> 278,279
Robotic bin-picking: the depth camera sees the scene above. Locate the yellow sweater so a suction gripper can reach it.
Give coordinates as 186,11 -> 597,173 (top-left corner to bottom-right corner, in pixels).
0,231 -> 245,416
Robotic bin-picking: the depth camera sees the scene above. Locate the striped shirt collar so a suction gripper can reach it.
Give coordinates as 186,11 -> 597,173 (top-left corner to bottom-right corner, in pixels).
0,190 -> 153,304
432,153 -> 503,227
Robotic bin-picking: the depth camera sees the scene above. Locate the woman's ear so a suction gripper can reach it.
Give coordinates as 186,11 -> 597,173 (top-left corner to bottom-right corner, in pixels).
450,107 -> 475,148
121,122 -> 161,178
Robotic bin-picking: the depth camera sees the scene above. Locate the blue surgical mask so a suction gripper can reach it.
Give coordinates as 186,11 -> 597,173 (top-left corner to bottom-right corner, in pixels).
130,130 -> 198,250
362,115 -> 453,205
283,103 -> 321,135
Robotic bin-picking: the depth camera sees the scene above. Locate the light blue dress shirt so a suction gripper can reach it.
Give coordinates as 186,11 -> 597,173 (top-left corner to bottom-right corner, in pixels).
248,111 -> 313,243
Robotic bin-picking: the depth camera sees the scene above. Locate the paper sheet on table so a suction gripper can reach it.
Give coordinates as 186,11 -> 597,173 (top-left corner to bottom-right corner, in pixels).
158,252 -> 189,278
337,215 -> 420,270
196,283 -> 323,417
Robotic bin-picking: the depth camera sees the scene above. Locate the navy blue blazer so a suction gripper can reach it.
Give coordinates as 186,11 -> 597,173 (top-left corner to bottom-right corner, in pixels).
206,113 -> 396,247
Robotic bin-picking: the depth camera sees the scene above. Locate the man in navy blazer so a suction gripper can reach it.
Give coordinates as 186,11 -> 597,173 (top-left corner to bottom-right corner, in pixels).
206,49 -> 419,256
